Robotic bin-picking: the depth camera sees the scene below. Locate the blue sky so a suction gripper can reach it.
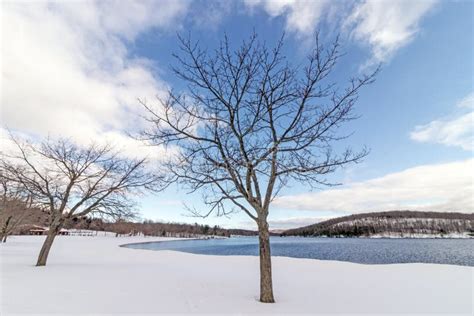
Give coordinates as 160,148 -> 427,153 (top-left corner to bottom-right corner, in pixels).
2,0 -> 473,229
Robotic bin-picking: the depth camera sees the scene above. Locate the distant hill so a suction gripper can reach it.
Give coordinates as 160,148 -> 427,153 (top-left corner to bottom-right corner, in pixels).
281,211 -> 474,238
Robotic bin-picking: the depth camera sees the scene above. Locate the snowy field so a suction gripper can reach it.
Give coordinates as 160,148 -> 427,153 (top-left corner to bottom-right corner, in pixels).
1,236 -> 472,315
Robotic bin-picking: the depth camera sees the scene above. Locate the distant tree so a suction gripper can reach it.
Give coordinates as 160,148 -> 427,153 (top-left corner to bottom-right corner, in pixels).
203,224 -> 210,235
2,135 -> 161,266
140,32 -> 377,302
0,199 -> 30,242
0,170 -> 34,242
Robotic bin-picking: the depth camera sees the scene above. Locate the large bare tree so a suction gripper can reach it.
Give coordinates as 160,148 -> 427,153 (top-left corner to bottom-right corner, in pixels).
2,135 -> 160,266
140,33 -> 377,302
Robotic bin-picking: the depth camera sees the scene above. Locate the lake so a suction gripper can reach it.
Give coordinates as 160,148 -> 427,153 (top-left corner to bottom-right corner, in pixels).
123,236 -> 474,266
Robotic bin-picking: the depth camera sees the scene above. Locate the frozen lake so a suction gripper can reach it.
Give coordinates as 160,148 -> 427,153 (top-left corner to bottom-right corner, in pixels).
123,236 -> 474,266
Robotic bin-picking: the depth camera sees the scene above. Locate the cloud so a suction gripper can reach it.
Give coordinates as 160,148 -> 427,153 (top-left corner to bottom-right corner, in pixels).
1,1 -> 189,159
457,92 -> 474,109
244,1 -> 437,65
1,0 -> 440,154
191,0 -> 234,30
345,0 -> 437,66
410,113 -> 473,151
274,159 -> 474,214
410,92 -> 473,151
244,0 -> 330,35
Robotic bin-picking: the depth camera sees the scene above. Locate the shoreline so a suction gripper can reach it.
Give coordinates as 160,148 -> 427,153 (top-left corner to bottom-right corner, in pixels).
120,235 -> 474,267
280,235 -> 474,239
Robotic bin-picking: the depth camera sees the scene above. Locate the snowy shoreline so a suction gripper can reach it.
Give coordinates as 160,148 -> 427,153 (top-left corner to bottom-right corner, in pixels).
1,235 -> 472,315
280,234 -> 474,239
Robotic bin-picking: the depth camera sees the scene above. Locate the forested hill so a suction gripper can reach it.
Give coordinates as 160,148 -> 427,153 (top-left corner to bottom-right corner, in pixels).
281,211 -> 474,238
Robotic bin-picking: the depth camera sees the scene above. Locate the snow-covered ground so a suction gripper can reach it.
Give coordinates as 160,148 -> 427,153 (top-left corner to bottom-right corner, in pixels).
1,236 -> 472,315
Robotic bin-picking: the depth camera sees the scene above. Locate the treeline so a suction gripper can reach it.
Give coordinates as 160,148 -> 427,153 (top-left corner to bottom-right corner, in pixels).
1,196 -> 259,239
63,217 -> 258,238
282,211 -> 474,237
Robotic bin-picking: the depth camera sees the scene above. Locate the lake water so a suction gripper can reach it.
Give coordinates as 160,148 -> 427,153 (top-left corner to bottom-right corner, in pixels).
123,237 -> 474,266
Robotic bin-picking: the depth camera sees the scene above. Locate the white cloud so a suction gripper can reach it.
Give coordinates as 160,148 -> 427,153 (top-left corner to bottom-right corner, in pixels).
191,0 -> 233,30
274,159 -> 474,214
410,92 -> 473,151
410,113 -> 473,151
1,0 -> 441,152
244,1 -> 437,65
244,0 -> 330,35
1,1 -> 189,159
345,0 -> 437,66
457,92 -> 474,109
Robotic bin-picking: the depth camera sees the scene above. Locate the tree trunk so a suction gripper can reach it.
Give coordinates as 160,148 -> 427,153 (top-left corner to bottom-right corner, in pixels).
1,215 -> 12,243
36,219 -> 63,266
258,219 -> 275,303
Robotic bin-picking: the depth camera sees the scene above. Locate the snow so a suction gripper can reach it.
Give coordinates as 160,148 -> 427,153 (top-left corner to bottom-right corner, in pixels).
1,236 -> 472,315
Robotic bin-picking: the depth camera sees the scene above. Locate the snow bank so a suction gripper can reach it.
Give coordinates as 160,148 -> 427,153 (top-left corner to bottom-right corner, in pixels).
1,236 -> 472,315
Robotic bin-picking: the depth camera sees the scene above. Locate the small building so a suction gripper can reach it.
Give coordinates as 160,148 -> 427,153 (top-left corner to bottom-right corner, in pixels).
27,225 -> 48,235
26,225 -> 69,236
29,228 -> 47,235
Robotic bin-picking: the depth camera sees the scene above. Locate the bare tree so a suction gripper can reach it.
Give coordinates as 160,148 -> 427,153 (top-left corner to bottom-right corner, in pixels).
2,135 -> 161,266
140,33 -> 377,303
0,170 -> 34,242
0,201 -> 30,243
